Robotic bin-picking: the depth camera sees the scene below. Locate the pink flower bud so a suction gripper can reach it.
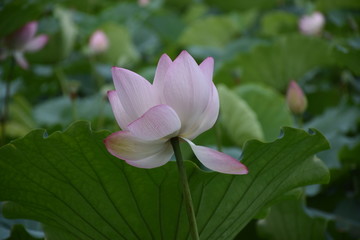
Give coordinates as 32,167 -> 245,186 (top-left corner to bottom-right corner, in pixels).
89,30 -> 109,54
299,11 -> 325,36
286,81 -> 308,115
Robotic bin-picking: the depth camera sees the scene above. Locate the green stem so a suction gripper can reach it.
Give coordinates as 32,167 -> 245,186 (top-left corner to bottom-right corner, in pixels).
1,57 -> 15,146
170,137 -> 199,240
294,114 -> 303,129
55,66 -> 68,96
89,55 -> 104,90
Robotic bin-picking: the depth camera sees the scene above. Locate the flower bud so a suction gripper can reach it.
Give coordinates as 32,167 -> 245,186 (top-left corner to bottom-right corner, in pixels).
299,11 -> 325,36
89,30 -> 109,54
286,81 -> 308,115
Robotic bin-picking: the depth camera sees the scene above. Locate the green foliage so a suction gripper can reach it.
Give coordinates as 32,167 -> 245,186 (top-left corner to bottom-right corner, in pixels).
260,11 -> 298,37
217,35 -> 333,90
0,0 -> 46,37
98,23 -> 140,66
316,0 -> 360,10
0,0 -> 358,238
205,0 -> 279,11
0,121 -> 329,240
180,11 -> 257,48
218,85 -> 264,146
257,196 -> 328,240
234,84 -> 293,141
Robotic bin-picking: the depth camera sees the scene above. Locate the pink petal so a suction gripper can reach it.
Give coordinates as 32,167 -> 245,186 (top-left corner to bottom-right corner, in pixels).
199,57 -> 214,83
14,52 -> 29,69
183,138 -> 248,175
125,143 -> 173,168
6,21 -> 38,49
24,35 -> 48,52
153,53 -> 172,88
107,90 -> 133,130
127,104 -> 181,141
161,51 -> 212,136
185,84 -> 219,139
104,130 -> 168,161
112,67 -> 159,124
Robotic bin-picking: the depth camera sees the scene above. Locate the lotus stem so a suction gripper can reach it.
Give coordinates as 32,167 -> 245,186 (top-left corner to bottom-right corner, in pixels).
170,137 -> 200,240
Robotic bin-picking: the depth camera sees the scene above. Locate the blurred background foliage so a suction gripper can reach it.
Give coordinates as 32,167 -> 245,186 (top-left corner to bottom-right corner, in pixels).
0,0 -> 359,239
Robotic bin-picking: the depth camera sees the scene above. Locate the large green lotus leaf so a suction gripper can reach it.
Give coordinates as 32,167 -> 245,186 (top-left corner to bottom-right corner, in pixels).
257,195 -> 328,240
218,85 -> 264,146
234,84 -> 293,142
0,121 -> 329,240
217,35 -> 333,90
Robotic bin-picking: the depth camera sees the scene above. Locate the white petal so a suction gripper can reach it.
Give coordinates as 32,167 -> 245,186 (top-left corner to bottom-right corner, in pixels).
185,84 -> 220,139
199,57 -> 214,83
104,130 -> 167,161
183,138 -> 248,175
112,67 -> 159,123
125,143 -> 173,168
153,53 -> 172,87
24,35 -> 48,52
127,104 -> 181,141
161,51 -> 212,135
14,52 -> 29,69
107,90 -> 132,130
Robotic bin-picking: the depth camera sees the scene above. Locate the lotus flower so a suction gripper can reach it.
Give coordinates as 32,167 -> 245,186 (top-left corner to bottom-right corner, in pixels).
299,11 -> 325,36
105,51 -> 248,174
0,21 -> 48,69
89,30 -> 109,54
286,80 -> 308,115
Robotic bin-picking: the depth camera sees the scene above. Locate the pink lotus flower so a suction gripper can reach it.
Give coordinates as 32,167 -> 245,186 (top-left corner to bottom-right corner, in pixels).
89,30 -> 109,54
299,11 -> 325,36
0,21 -> 48,69
286,80 -> 308,115
105,51 -> 248,174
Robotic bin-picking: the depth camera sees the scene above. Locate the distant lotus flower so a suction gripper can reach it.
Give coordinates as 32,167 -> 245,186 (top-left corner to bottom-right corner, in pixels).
286,80 -> 308,115
299,11 -> 325,36
138,0 -> 150,6
89,30 -> 109,54
0,21 -> 48,69
105,51 -> 248,174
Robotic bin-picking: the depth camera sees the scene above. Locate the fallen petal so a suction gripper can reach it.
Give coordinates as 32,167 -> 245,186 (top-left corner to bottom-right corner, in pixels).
127,104 -> 181,141
183,138 -> 248,175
